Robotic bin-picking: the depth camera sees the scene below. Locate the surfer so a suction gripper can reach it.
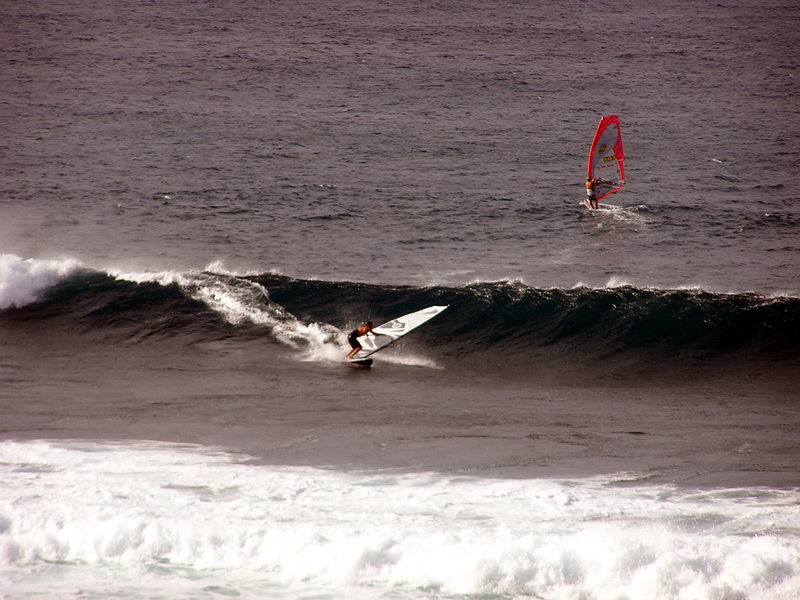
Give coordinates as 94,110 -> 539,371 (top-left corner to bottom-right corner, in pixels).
346,321 -> 383,360
585,176 -> 600,209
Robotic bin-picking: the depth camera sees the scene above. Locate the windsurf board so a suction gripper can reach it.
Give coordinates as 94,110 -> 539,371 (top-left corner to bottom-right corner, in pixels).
347,358 -> 373,368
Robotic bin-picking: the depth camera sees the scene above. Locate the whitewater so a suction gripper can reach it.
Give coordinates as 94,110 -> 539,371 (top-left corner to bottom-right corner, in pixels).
2,440 -> 799,600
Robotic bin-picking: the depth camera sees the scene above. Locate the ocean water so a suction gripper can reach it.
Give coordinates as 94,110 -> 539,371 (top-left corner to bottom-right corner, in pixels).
1,1 -> 799,599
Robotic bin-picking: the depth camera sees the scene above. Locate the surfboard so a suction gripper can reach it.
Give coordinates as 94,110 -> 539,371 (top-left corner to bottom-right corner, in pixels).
347,305 -> 449,364
347,358 -> 373,368
585,115 -> 625,208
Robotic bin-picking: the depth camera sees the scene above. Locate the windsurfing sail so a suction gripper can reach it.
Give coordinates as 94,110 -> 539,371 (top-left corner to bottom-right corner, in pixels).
349,305 -> 448,361
587,115 -> 625,201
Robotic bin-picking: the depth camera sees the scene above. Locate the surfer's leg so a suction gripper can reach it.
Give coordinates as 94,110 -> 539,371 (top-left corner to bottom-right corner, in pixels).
346,334 -> 359,359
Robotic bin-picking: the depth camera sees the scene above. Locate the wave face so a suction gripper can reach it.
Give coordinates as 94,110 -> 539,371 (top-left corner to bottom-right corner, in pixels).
254,274 -> 800,362
2,256 -> 798,377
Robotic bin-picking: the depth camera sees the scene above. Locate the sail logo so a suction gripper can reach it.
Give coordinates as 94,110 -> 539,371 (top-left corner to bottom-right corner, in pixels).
383,319 -> 406,331
602,156 -> 617,163
598,144 -> 607,153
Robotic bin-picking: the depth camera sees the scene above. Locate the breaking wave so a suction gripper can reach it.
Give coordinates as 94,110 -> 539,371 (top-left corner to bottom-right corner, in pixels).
2,255 -> 798,371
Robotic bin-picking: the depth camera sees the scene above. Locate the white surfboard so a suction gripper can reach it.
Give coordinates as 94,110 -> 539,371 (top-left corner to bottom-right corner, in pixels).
348,305 -> 449,363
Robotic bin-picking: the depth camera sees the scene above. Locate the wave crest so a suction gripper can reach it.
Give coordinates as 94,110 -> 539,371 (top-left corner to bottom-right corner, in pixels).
0,254 -> 83,309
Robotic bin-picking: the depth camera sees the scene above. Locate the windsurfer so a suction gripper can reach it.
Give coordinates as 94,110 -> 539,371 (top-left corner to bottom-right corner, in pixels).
346,321 -> 385,360
585,176 -> 600,209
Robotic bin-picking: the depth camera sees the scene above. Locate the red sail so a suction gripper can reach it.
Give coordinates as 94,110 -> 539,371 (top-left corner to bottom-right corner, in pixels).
587,115 -> 625,201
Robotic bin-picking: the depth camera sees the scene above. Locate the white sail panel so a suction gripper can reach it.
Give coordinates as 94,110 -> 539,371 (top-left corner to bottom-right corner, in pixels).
351,305 -> 448,360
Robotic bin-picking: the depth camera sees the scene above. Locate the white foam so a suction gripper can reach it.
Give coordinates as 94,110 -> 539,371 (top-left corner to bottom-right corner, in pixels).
110,267 -> 346,360
0,254 -> 83,309
593,202 -> 650,226
370,351 -> 441,368
604,276 -> 634,288
1,440 -> 798,599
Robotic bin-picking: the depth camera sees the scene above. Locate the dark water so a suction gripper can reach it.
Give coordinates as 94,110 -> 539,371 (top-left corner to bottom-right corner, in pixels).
3,0 -> 799,292
1,1 -> 799,598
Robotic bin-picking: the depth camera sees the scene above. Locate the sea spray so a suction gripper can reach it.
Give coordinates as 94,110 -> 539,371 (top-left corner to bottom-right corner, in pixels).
0,254 -> 82,309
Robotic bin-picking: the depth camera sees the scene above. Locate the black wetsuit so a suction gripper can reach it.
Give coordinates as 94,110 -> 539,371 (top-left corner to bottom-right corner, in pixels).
348,330 -> 361,349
